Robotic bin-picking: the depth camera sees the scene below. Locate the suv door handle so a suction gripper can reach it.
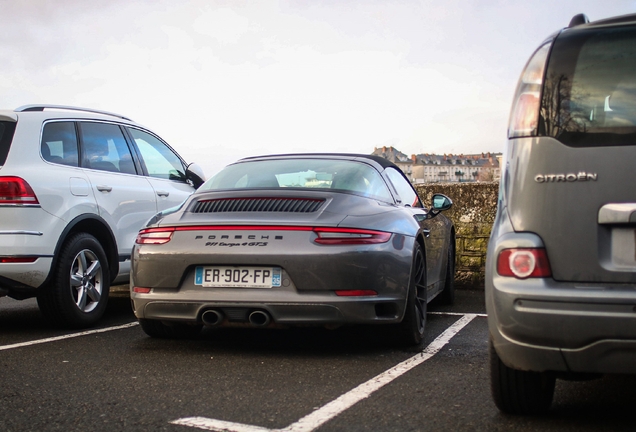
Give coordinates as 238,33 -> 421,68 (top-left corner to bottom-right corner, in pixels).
156,191 -> 170,197
96,185 -> 112,192
598,203 -> 636,224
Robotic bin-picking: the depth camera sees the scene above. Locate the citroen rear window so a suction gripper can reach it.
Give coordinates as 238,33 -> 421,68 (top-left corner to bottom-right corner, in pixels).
540,25 -> 636,146
200,158 -> 394,202
0,121 -> 17,166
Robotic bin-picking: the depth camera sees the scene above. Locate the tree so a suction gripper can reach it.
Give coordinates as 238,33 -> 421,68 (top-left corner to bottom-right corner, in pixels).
477,169 -> 495,182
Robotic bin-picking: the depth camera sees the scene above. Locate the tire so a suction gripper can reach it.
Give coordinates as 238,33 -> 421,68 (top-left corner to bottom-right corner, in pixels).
395,243 -> 427,346
139,319 -> 203,339
438,239 -> 455,305
37,233 -> 110,328
490,337 -> 555,415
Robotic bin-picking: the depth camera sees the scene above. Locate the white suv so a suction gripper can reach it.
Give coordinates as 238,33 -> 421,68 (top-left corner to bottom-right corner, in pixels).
0,105 -> 205,328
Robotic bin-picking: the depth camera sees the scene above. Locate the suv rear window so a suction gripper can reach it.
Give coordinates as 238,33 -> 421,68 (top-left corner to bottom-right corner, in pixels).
540,26 -> 636,147
0,121 -> 17,166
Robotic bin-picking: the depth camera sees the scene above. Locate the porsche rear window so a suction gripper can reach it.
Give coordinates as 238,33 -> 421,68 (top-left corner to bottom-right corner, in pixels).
200,158 -> 394,202
0,121 -> 17,166
540,26 -> 636,146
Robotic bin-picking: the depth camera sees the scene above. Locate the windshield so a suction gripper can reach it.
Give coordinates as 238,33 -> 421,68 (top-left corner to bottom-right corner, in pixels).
199,158 -> 394,202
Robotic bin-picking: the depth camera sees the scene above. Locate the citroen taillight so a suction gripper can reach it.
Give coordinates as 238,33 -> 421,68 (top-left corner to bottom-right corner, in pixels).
497,248 -> 552,279
508,43 -> 551,138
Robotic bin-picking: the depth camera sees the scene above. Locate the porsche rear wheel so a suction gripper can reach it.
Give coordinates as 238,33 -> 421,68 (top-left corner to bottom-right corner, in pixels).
438,239 -> 455,305
395,243 -> 427,346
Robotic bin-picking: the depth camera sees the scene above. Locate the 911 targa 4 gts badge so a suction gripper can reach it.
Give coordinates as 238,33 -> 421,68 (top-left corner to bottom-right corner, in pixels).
204,241 -> 269,247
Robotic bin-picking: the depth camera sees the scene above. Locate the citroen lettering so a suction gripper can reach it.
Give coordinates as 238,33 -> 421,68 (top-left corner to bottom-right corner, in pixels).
535,172 -> 598,183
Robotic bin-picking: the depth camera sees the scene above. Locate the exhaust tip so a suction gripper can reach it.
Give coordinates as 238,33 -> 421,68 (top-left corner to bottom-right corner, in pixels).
201,309 -> 224,327
248,310 -> 271,327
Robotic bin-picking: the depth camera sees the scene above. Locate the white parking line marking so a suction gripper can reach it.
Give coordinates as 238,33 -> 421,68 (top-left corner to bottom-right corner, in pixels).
172,313 -> 478,432
173,418 -> 272,432
0,322 -> 139,351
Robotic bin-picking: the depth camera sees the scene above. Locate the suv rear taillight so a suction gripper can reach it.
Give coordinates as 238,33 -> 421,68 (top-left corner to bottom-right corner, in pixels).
0,256 -> 38,263
497,248 -> 552,279
0,177 -> 40,206
508,43 -> 551,138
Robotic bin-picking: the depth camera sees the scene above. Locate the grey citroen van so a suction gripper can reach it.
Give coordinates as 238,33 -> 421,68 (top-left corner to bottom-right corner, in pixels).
486,13 -> 636,414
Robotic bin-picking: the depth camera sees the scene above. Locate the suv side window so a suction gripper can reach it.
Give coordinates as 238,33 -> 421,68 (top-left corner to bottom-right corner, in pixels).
385,167 -> 422,207
41,122 -> 79,167
79,122 -> 137,174
128,128 -> 187,182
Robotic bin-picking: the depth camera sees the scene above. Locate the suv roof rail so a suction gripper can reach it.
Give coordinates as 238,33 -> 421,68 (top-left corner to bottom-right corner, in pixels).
14,104 -> 133,121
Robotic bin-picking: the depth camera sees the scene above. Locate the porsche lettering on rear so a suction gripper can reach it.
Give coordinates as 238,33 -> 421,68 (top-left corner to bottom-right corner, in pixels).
195,234 -> 282,240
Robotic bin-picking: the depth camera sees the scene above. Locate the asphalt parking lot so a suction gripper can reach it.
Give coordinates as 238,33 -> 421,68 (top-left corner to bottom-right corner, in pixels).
1,288 -> 636,431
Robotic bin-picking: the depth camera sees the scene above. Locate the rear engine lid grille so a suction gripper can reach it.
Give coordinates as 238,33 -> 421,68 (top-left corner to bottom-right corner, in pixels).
191,197 -> 325,213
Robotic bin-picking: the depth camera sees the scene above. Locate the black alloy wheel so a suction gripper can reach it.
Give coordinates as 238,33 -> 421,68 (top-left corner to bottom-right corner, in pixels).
395,242 -> 427,346
438,239 -> 455,305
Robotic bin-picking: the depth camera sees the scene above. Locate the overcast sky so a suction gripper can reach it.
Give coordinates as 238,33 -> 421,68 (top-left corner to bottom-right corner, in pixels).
1,0 -> 634,176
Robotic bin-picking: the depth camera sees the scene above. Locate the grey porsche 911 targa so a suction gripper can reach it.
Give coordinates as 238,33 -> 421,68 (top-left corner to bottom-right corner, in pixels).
130,153 -> 455,345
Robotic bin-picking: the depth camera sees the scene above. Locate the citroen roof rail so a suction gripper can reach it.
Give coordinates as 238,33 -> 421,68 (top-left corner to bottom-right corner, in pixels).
14,104 -> 133,121
568,13 -> 590,28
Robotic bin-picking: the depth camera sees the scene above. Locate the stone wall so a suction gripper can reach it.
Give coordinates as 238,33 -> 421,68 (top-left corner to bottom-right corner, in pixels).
415,182 -> 499,289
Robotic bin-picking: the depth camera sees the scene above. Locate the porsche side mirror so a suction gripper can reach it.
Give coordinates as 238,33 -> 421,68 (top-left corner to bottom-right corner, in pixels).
428,193 -> 452,218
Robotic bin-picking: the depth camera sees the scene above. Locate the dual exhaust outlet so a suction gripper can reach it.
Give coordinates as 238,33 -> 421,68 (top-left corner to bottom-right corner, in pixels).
201,309 -> 271,327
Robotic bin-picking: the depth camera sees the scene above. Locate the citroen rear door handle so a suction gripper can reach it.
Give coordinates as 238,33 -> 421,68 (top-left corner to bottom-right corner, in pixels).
598,203 -> 636,224
96,185 -> 112,192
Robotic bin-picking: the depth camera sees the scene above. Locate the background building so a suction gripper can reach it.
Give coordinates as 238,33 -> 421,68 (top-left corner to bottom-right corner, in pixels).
372,146 -> 501,184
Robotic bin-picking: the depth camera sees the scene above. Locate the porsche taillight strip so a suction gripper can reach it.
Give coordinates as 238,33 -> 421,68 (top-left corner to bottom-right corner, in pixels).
313,227 -> 392,245
136,226 -> 391,245
192,198 -> 325,213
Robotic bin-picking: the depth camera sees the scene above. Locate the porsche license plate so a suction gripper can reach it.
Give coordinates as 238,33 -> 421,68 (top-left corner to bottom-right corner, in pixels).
195,266 -> 282,288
